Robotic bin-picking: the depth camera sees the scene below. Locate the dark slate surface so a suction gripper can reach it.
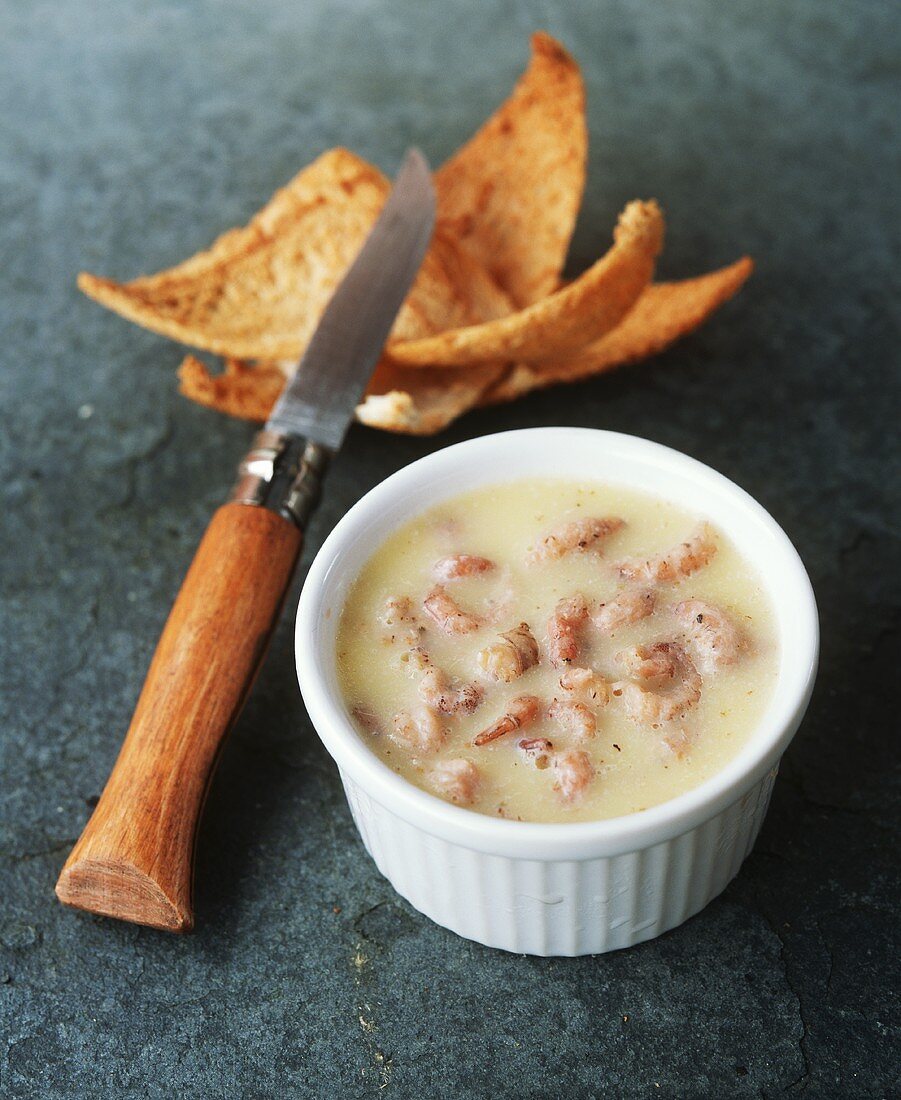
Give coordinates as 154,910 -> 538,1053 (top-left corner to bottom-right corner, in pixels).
1,1 -> 898,1096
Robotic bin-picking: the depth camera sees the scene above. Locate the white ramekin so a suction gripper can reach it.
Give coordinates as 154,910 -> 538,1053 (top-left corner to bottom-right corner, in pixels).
295,429 -> 818,956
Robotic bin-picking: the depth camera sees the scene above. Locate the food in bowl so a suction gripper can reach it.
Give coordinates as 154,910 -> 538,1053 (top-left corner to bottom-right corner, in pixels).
336,478 -> 778,824
299,429 -> 817,955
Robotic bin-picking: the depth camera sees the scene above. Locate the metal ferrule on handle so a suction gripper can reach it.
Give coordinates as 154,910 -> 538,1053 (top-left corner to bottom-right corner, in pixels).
230,430 -> 331,528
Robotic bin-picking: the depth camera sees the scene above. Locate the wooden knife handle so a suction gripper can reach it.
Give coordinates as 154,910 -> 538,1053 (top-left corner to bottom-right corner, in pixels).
56,502 -> 303,932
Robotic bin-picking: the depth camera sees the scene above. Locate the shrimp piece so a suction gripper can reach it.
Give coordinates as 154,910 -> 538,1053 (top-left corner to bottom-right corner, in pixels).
547,594 -> 589,667
675,598 -> 746,674
380,594 -> 414,625
552,750 -> 595,803
518,737 -> 555,769
661,727 -> 694,759
433,554 -> 495,582
660,647 -> 703,719
616,523 -> 717,584
399,646 -> 482,714
528,516 -> 625,563
379,595 -> 422,646
612,682 -> 667,725
430,759 -> 481,805
397,645 -> 432,677
594,587 -> 656,634
478,622 -> 539,683
474,694 -> 542,746
558,666 -> 610,707
423,585 -> 482,635
548,699 -> 597,742
618,642 -> 680,680
615,641 -> 702,723
351,705 -> 382,736
390,707 -> 447,754
418,666 -> 483,715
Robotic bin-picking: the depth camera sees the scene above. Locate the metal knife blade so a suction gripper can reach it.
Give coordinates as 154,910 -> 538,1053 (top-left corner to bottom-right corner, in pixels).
265,148 -> 435,450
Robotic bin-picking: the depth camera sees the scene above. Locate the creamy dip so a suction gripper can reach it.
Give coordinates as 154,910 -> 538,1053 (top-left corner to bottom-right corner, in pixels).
335,479 -> 778,823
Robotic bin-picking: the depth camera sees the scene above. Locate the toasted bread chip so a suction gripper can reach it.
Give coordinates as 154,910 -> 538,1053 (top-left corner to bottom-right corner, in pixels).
178,352 -> 506,433
480,257 -> 754,405
78,31 -> 753,440
386,200 -> 663,367
177,356 -> 285,421
356,361 -> 504,434
180,256 -> 750,431
79,149 -> 508,361
435,32 -> 587,307
174,174 -> 515,430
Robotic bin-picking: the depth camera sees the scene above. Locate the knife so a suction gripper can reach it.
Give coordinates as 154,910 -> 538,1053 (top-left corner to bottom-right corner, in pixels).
56,149 -> 436,932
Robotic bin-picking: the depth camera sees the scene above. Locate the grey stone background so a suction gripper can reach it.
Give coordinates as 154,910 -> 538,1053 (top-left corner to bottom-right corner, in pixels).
1,1 -> 898,1096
